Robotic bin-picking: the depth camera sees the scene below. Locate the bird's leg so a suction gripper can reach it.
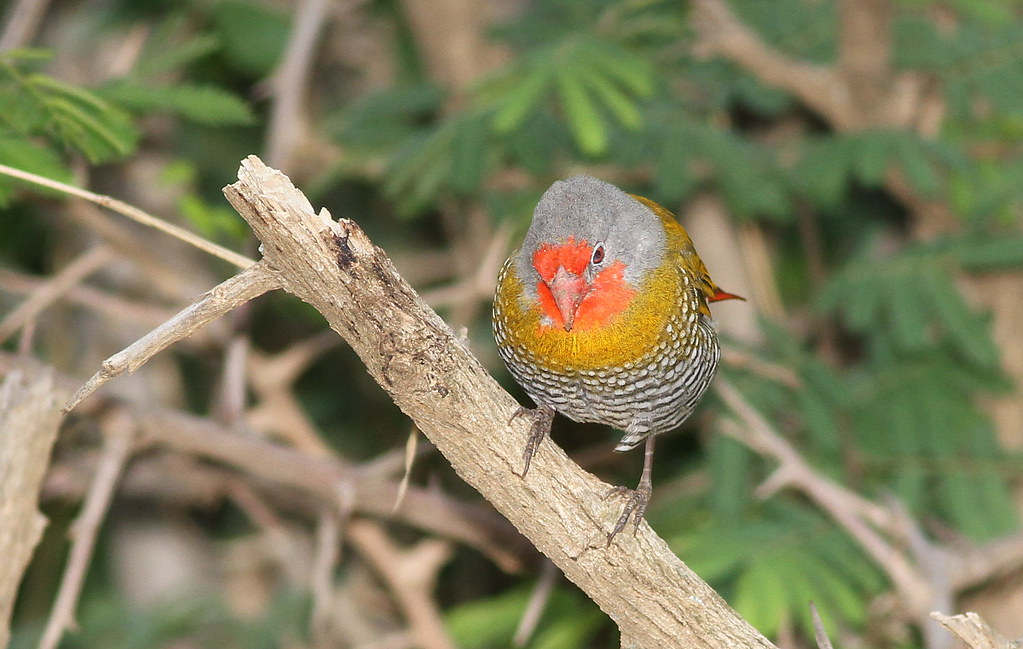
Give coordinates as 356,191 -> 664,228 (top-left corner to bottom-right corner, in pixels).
606,436 -> 655,544
509,404 -> 555,478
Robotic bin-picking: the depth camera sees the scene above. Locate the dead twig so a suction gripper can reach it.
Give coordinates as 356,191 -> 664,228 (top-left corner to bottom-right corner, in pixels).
513,560 -> 559,647
134,403 -> 529,572
391,425 -> 419,514
246,331 -> 339,456
0,349 -> 530,573
809,602 -> 834,649
0,246 -> 114,344
38,409 -> 135,649
0,0 -> 51,51
0,267 -> 177,328
63,262 -> 280,413
930,612 -> 1019,649
264,0 -> 331,171
348,519 -> 456,649
311,511 -> 342,649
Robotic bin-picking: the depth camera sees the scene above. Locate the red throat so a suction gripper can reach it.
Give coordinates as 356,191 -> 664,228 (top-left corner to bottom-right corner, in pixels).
532,239 -> 636,332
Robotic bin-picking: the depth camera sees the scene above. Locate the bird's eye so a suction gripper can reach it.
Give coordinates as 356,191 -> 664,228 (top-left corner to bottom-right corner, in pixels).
590,243 -> 605,265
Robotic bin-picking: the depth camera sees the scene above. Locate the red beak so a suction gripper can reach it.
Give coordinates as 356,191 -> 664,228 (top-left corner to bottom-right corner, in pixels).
547,266 -> 588,331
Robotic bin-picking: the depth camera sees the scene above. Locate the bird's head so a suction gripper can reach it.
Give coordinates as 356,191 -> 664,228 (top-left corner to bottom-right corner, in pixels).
515,176 -> 741,333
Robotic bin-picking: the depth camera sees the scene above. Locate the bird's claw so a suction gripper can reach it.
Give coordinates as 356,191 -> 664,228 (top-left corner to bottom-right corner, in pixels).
510,405 -> 555,478
605,482 -> 652,545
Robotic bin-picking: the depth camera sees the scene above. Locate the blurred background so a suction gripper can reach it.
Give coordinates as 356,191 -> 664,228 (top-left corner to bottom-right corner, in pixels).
2,0 -> 1023,647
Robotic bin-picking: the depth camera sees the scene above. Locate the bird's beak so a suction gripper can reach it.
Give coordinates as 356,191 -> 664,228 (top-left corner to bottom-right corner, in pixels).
547,266 -> 588,331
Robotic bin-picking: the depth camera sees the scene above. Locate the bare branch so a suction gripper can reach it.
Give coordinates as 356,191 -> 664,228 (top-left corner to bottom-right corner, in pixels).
0,0 -> 51,51
264,0 -> 331,171
951,530 -> 1023,592
0,367 -> 63,649
0,351 -> 527,571
38,409 -> 134,649
63,262 -> 280,413
0,267 -> 177,328
246,332 -> 340,456
837,0 -> 892,117
134,403 -> 529,572
311,511 -> 342,649
930,612 -> 1018,649
809,602 -> 834,649
349,519 -> 456,649
0,246 -> 114,344
513,560 -> 559,647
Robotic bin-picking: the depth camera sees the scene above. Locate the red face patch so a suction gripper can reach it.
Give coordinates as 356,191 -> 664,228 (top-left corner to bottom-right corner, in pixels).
531,237 -> 591,282
531,238 -> 636,331
573,261 -> 635,329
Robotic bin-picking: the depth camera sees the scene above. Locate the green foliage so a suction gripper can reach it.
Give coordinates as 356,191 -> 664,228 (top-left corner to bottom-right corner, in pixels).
747,250 -> 1021,542
0,50 -> 133,203
732,0 -> 837,63
0,25 -> 255,203
957,234 -> 1023,268
100,82 -> 254,126
335,31 -> 657,214
212,0 -> 290,77
0,50 -> 137,164
384,112 -> 477,216
671,502 -> 884,639
127,12 -> 221,78
818,239 -> 1002,364
673,289 -> 1019,639
335,83 -> 447,153
95,12 -> 256,127
445,586 -> 603,649
793,131 -> 961,205
487,37 -> 654,155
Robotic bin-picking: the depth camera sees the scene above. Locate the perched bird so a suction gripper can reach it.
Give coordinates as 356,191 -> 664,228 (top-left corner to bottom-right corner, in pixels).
492,175 -> 741,541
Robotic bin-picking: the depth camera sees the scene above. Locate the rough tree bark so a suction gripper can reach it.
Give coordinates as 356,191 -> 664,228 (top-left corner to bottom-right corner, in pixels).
0,366 -> 63,648
223,156 -> 776,649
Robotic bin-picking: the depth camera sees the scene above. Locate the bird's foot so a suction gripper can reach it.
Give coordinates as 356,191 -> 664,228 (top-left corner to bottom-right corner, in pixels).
509,404 -> 555,478
604,481 -> 652,545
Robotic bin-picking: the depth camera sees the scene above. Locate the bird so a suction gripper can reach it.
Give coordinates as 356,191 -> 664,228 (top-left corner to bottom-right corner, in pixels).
492,175 -> 742,542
